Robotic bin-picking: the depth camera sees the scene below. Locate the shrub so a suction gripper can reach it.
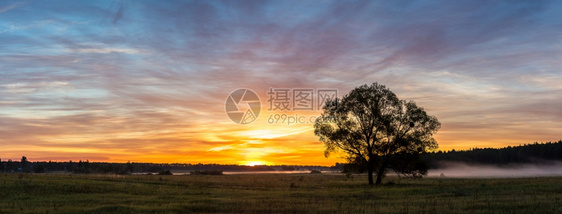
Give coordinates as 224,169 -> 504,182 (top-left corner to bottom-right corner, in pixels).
158,170 -> 173,175
190,170 -> 223,175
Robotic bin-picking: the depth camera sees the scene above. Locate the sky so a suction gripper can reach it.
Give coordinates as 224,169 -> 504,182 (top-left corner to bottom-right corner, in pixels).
1,0 -> 561,165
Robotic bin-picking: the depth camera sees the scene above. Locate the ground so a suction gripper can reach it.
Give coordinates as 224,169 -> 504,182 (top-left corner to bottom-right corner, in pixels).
1,173 -> 561,213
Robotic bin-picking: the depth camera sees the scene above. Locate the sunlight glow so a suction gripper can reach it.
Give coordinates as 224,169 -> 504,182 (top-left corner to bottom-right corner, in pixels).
239,128 -> 312,139
242,161 -> 269,166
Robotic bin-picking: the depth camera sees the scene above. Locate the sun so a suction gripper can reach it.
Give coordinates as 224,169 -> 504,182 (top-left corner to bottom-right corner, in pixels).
244,161 -> 267,166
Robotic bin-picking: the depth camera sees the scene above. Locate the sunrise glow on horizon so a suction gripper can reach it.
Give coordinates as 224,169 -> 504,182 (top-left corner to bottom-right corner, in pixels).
1,1 -> 561,166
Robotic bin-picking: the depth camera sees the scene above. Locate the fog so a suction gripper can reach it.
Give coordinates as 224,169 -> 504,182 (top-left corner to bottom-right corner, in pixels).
427,161 -> 562,178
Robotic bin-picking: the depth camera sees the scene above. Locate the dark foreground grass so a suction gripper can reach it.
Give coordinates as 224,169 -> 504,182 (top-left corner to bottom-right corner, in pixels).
1,173 -> 561,213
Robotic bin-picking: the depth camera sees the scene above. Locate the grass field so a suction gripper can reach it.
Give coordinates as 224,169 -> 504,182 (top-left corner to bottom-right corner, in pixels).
1,173 -> 561,213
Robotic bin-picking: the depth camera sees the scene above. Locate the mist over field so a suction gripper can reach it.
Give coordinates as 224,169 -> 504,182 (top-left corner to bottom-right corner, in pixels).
427,161 -> 562,178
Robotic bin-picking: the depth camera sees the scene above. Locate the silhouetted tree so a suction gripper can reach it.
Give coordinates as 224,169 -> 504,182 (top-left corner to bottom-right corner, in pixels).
6,159 -> 14,172
74,160 -> 91,174
315,83 -> 440,185
341,155 -> 368,174
127,161 -> 134,173
21,156 -> 30,172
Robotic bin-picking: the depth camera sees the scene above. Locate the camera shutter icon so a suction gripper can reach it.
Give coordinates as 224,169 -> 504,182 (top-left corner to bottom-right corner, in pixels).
225,89 -> 261,124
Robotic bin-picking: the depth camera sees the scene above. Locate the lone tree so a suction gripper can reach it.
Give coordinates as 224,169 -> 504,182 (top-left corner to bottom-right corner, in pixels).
314,83 -> 440,185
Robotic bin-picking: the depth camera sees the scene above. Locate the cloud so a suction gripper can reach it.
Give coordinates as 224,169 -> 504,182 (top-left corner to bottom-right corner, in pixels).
71,47 -> 147,54
0,1 -> 23,14
1,0 -> 561,163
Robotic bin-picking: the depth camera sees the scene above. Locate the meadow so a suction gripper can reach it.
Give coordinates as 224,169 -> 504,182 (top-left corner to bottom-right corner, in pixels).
1,173 -> 561,213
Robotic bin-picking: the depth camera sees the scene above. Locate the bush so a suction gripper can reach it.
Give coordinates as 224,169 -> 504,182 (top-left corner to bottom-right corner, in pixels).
158,170 -> 173,175
190,170 -> 223,175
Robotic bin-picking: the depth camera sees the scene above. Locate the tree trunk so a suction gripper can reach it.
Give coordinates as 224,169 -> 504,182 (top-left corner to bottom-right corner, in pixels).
375,163 -> 386,185
375,157 -> 388,185
375,171 -> 383,185
367,167 -> 374,185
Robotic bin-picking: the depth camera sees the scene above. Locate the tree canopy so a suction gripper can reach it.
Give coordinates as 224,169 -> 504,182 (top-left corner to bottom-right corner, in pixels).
314,83 -> 440,184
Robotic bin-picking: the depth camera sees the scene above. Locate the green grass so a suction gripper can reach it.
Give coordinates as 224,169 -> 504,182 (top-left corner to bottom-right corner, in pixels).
1,173 -> 561,213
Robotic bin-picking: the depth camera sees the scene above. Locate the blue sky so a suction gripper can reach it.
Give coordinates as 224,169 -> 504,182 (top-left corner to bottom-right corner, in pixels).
1,0 -> 561,164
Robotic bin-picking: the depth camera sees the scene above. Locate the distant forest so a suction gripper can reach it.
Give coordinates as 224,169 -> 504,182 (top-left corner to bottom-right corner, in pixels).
0,157 -> 331,174
423,140 -> 562,168
1,141 -> 561,174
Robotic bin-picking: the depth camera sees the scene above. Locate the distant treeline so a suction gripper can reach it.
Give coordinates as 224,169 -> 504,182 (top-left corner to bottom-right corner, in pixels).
423,140 -> 562,168
0,157 -> 332,174
3,141 -> 560,174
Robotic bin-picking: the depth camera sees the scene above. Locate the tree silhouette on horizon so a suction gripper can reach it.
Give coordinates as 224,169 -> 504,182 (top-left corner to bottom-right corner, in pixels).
315,83 -> 440,185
